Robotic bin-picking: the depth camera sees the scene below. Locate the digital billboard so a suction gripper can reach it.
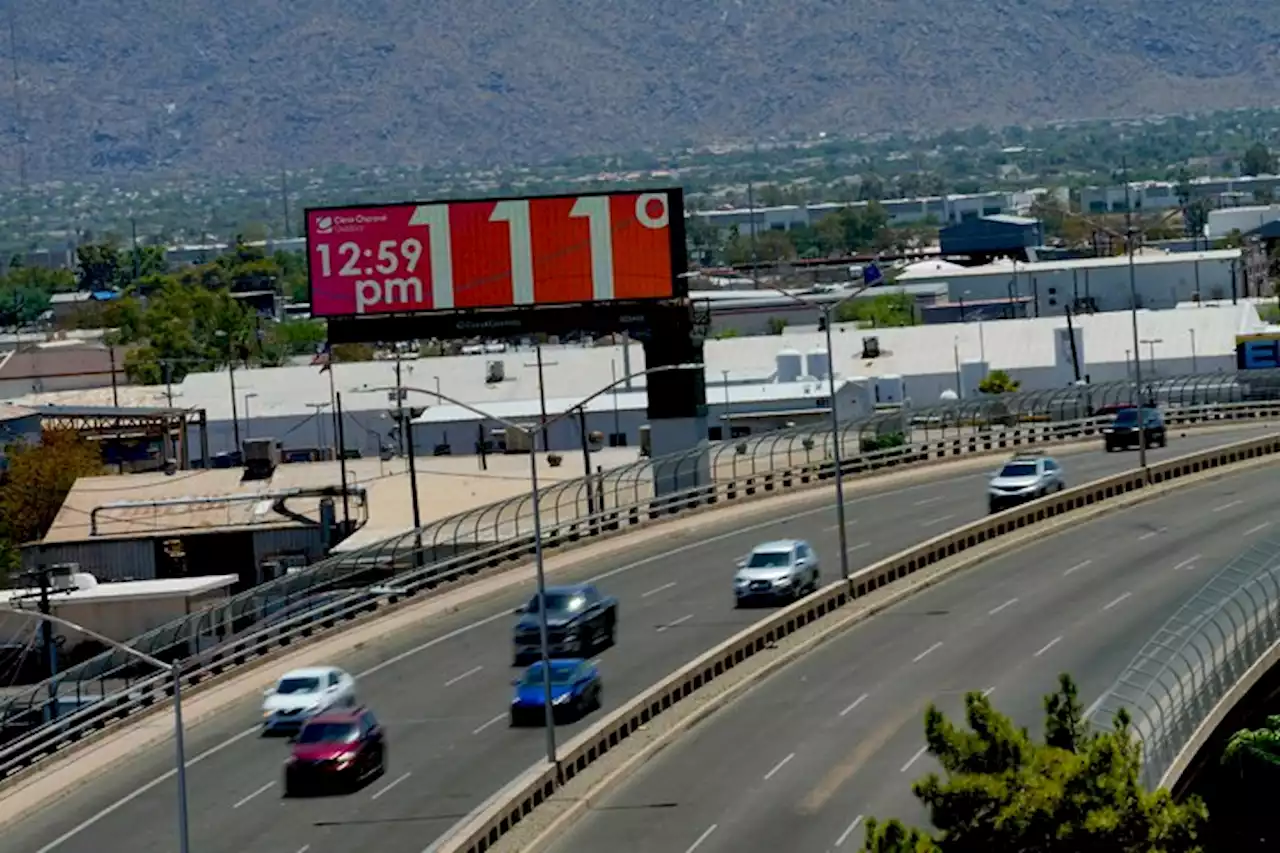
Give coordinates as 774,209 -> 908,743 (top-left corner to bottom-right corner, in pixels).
305,188 -> 686,318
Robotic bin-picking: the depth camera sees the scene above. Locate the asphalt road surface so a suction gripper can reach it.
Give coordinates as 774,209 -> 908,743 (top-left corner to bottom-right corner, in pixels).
7,425 -> 1271,853
544,459 -> 1280,853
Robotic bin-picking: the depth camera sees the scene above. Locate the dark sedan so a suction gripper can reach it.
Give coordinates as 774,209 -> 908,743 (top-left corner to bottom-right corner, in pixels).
282,707 -> 386,796
512,583 -> 618,665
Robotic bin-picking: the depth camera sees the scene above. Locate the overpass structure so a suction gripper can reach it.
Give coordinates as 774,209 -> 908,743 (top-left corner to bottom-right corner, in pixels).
529,464 -> 1280,853
2,425 -> 1278,853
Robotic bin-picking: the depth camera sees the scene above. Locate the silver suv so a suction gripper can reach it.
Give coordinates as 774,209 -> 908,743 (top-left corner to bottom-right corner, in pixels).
987,451 -> 1064,514
733,539 -> 821,606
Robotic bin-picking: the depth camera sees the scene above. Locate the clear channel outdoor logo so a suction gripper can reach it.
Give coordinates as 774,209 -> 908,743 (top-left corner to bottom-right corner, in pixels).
315,216 -> 334,234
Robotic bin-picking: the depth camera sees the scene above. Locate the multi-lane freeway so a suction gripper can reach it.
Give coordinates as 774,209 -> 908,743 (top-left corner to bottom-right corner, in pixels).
5,425 -> 1271,853
544,457 -> 1280,853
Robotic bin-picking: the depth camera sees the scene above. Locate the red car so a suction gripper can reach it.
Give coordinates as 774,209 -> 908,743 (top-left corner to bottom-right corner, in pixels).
282,707 -> 386,796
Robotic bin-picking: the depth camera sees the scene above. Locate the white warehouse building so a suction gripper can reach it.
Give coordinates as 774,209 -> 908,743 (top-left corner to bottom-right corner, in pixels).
897,249 -> 1246,316
4,300 -> 1267,462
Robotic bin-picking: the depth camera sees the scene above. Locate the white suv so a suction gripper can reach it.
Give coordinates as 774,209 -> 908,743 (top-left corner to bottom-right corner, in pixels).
733,539 -> 821,606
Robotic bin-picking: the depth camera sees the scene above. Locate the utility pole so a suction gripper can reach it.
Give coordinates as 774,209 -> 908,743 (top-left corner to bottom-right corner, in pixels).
163,360 -> 174,407
524,345 -> 557,450
23,558 -> 59,722
107,346 -> 120,407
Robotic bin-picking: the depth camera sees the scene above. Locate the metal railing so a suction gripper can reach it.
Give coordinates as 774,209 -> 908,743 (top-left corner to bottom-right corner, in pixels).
4,370 -> 1280,783
1089,530 -> 1280,789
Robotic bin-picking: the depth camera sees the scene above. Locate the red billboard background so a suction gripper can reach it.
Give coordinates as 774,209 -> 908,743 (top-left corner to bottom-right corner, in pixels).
305,189 -> 684,318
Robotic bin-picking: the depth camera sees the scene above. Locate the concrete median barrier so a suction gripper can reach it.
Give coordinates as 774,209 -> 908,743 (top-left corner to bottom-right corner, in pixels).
430,431 -> 1280,853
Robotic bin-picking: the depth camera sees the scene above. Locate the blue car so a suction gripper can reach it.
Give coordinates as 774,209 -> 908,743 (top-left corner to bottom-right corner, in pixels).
509,659 -> 602,727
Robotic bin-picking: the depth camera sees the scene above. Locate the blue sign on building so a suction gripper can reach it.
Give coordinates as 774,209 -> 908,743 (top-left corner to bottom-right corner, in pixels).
1237,335 -> 1280,370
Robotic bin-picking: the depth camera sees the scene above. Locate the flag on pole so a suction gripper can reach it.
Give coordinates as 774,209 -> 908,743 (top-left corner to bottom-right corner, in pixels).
863,261 -> 884,286
312,342 -> 332,373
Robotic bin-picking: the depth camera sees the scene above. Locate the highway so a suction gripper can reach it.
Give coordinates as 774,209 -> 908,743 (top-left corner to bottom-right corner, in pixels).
4,426 -> 1269,853
543,458 -> 1280,853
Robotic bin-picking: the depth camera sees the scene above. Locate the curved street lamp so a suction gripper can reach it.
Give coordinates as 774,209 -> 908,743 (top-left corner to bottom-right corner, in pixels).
355,360 -> 702,768
2,608 -> 189,853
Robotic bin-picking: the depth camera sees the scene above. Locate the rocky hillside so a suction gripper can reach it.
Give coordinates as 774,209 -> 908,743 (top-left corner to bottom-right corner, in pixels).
6,0 -> 1280,182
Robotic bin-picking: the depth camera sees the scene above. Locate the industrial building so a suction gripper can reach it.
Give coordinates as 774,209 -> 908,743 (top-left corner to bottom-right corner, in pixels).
688,189 -> 1051,234
896,248 -> 1246,316
1207,205 -> 1280,240
1079,175 -> 1280,215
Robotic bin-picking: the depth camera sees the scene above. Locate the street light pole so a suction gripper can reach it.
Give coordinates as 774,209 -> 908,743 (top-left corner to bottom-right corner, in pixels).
1123,164 -> 1148,472
526,429 -> 558,759
8,610 -> 189,853
356,362 -> 702,767
821,305 -> 852,588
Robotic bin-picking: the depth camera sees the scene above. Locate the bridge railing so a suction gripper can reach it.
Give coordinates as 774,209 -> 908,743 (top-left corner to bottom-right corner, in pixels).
1089,531 -> 1280,789
5,369 -> 1280,783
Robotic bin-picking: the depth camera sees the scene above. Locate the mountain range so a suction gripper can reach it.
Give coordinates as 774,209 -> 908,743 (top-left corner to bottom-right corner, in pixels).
5,1 -> 1280,184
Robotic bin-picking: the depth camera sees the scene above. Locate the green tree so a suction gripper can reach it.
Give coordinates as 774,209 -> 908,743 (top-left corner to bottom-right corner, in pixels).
0,430 -> 104,546
978,369 -> 1020,394
836,293 -> 915,327
861,674 -> 1207,853
1241,143 -> 1275,177
75,243 -> 127,292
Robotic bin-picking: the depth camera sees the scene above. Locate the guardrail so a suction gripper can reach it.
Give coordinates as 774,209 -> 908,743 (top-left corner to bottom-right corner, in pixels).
1089,530 -> 1280,789
428,432 -> 1280,853
3,392 -> 1280,785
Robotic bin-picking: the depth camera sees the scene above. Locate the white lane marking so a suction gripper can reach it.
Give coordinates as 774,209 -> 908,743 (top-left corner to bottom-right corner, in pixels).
1064,559 -> 1093,576
1246,521 -> 1272,536
839,693 -> 869,717
31,444 -> 1254,852
921,514 -> 955,527
763,752 -> 795,781
825,519 -> 859,531
472,713 -> 506,735
1172,555 -> 1201,572
988,598 -> 1018,616
657,613 -> 694,633
371,771 -> 412,800
835,814 -> 865,847
1213,499 -> 1244,513
1137,527 -> 1167,541
295,846 -> 311,853
685,824 -> 718,853
1103,592 -> 1132,611
982,686 -> 996,697
444,665 -> 483,687
641,581 -> 677,598
847,541 -> 871,553
232,780 -> 274,809
912,641 -> 943,663
30,724 -> 261,853
1033,636 -> 1062,658
914,496 -> 944,506
900,745 -> 928,773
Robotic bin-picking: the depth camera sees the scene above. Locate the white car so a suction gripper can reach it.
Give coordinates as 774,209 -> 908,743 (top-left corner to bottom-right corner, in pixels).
733,539 -> 821,606
261,666 -> 357,736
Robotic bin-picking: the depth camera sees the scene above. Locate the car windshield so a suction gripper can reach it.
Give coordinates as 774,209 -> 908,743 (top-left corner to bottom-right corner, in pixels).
746,550 -> 792,568
998,463 -> 1038,478
295,722 -> 358,744
525,592 -> 585,614
275,676 -> 321,695
1112,409 -> 1141,425
524,663 -> 579,686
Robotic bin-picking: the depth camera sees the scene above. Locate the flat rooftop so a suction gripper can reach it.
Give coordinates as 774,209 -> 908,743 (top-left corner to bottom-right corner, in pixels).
44,448 -> 644,546
3,574 -> 238,606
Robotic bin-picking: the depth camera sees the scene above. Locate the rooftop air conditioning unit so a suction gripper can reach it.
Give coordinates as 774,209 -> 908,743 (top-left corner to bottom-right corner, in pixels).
486,360 -> 506,383
242,437 -> 279,480
862,336 -> 881,359
49,562 -> 79,591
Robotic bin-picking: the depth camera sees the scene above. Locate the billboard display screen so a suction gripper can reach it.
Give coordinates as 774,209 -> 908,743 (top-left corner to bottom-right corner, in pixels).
305,188 -> 685,318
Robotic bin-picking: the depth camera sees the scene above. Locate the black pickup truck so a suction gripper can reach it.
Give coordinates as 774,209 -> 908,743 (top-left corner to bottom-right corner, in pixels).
511,583 -> 619,665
